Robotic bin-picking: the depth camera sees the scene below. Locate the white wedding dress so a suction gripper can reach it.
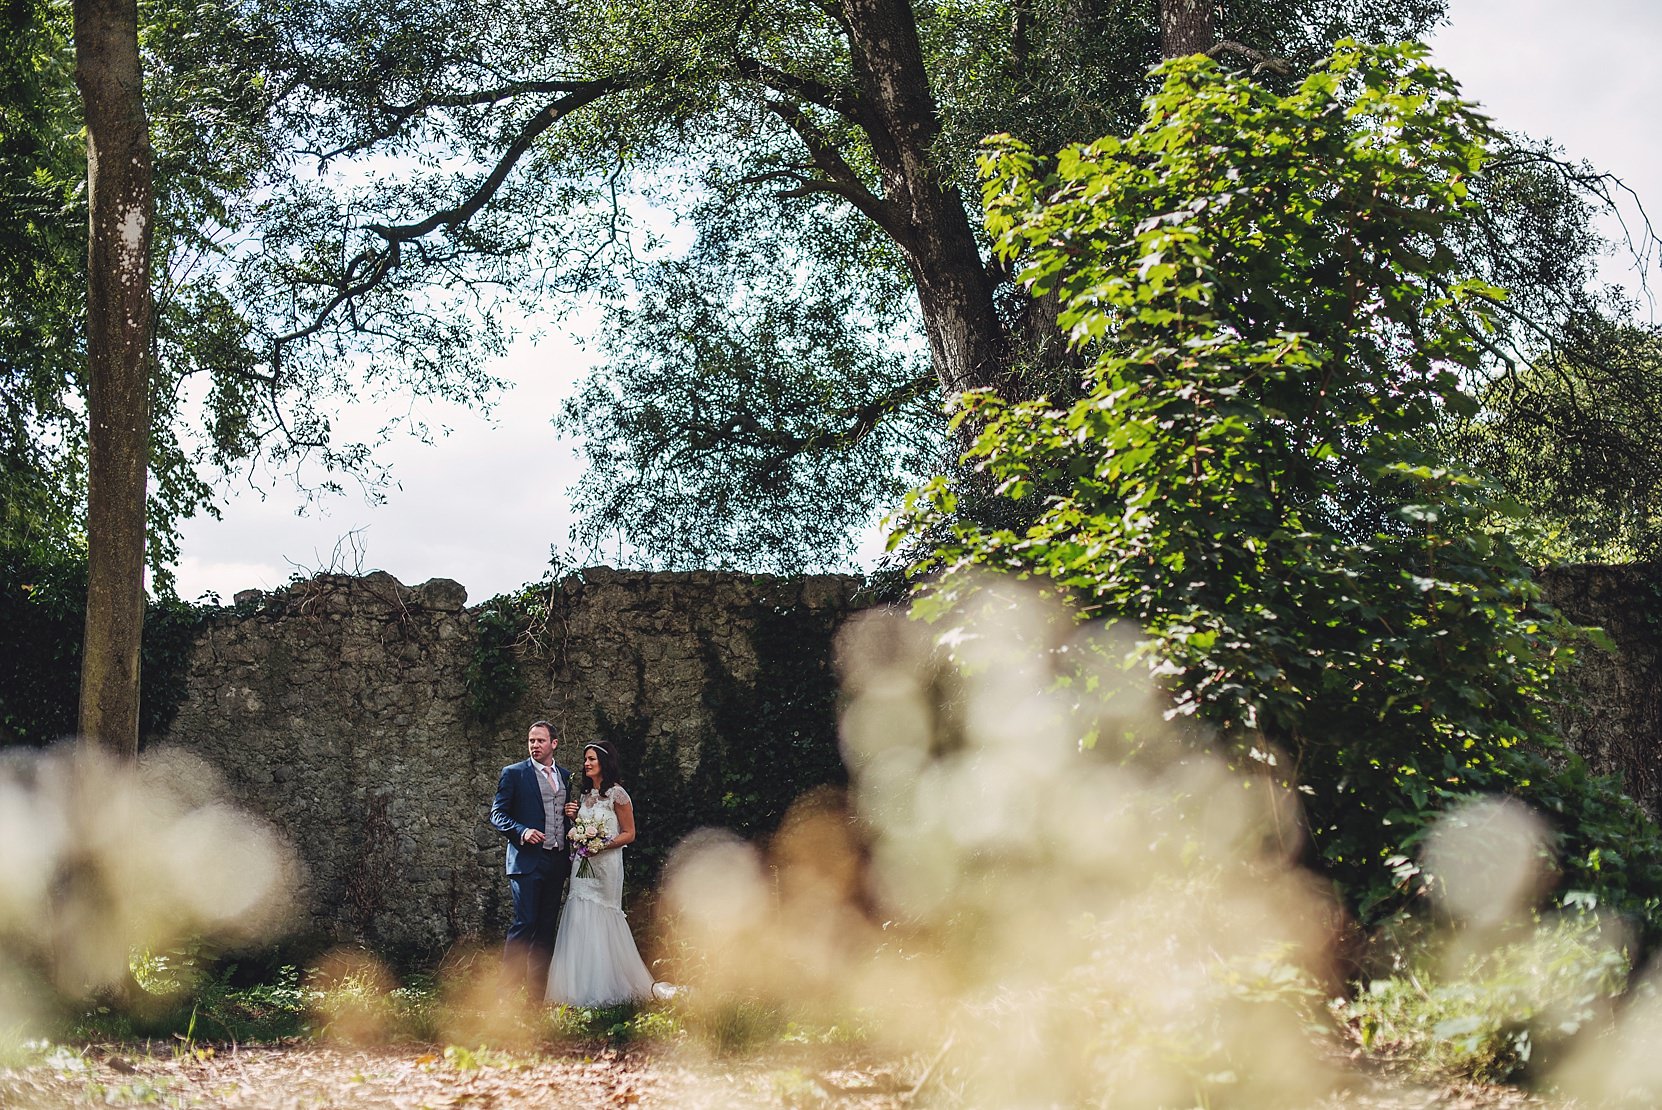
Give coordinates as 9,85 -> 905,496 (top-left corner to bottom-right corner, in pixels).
546,785 -> 656,1006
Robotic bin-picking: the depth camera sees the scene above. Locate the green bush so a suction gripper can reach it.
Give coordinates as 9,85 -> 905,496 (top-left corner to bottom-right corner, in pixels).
545,1001 -> 684,1044
898,42 -> 1662,932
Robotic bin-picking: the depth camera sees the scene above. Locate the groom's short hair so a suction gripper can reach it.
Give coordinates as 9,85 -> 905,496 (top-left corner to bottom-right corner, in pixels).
529,719 -> 556,739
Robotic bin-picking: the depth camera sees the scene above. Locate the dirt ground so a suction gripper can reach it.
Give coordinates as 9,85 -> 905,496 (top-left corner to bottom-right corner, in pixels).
0,1041 -> 1568,1109
2,1042 -> 913,1109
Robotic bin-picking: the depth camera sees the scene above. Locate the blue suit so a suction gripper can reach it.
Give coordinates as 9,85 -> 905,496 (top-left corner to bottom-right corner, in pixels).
490,758 -> 572,991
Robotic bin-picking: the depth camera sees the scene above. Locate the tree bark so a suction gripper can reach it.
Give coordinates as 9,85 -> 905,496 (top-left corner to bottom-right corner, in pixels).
1160,0 -> 1215,58
840,0 -> 1009,398
73,0 -> 153,757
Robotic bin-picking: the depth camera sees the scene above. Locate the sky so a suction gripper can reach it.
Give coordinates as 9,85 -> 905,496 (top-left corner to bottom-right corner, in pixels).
167,0 -> 1662,606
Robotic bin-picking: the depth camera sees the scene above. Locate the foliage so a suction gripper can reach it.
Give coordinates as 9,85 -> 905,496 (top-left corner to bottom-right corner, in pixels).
898,43 -> 1662,930
231,0 -> 1657,573
0,544 -> 217,747
68,963 -> 311,1043
465,598 -> 534,723
1447,322 -> 1662,563
618,594 -> 849,889
561,202 -> 943,571
219,0 -> 1450,570
546,1001 -> 683,1044
1338,914 -> 1629,1082
62,951 -> 690,1049
0,0 -> 84,556
0,543 -> 83,745
1419,128 -> 1662,564
700,602 -> 848,835
190,965 -> 313,1042
463,567 -> 580,724
455,565 -> 848,887
0,0 -> 509,576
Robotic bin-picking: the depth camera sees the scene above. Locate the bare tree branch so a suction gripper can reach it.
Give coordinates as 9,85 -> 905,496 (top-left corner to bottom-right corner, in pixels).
1486,147 -> 1662,309
271,77 -> 630,360
735,57 -> 867,127
1205,40 -> 1293,75
310,79 -> 614,163
365,78 -> 627,241
680,372 -> 935,457
763,98 -> 910,247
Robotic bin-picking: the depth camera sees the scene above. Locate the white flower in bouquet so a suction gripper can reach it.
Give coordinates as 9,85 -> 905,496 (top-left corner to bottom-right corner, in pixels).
568,818 -> 608,877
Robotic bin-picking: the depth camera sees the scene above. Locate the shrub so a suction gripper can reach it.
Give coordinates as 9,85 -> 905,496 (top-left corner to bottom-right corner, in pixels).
898,42 -> 1662,932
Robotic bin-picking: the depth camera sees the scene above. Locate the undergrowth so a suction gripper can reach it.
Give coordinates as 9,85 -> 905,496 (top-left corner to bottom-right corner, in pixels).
1336,913 -> 1631,1083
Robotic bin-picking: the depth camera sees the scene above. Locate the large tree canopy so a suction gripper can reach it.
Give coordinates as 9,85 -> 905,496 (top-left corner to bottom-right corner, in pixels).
0,0 -> 509,581
10,0 -> 1651,576
207,0 -> 1449,568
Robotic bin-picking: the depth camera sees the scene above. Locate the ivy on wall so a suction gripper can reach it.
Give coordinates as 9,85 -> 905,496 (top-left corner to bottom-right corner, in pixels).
0,547 -> 83,745
702,600 -> 849,828
464,577 -> 567,722
0,546 -> 215,747
455,569 -> 856,893
465,602 -> 530,722
603,594 -> 853,890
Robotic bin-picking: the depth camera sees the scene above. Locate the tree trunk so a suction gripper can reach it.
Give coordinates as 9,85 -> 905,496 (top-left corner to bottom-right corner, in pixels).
841,0 -> 1009,398
1160,0 -> 1215,58
73,0 -> 153,757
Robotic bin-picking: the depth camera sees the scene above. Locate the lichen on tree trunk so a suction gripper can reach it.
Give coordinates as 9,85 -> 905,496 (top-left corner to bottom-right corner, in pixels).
73,0 -> 154,757
1160,0 -> 1216,58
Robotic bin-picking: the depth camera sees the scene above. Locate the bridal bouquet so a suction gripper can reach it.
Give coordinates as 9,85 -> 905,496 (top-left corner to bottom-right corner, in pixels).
568,818 -> 608,878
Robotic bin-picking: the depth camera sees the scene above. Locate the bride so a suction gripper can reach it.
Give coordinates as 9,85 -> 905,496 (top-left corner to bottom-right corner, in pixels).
546,742 -> 656,1005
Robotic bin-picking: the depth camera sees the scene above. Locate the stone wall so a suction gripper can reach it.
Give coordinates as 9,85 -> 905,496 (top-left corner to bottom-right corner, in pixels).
1540,564 -> 1662,820
149,562 -> 1662,966
154,567 -> 864,966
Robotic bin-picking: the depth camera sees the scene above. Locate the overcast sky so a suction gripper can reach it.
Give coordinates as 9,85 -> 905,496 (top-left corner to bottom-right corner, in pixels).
167,0 -> 1662,605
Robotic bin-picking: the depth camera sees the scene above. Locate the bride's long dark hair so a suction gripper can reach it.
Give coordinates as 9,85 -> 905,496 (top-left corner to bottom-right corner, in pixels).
581,742 -> 622,796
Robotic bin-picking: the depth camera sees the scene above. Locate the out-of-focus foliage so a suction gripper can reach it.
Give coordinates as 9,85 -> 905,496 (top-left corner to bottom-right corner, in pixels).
898,43 -> 1662,929
1339,912 -> 1628,1082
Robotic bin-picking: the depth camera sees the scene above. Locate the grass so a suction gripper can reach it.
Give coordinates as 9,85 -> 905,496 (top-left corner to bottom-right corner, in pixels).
1335,913 -> 1630,1083
26,922 -> 1633,1095
44,946 -> 695,1053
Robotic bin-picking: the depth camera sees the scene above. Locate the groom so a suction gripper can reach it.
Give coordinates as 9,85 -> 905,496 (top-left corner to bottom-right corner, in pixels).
489,719 -> 573,994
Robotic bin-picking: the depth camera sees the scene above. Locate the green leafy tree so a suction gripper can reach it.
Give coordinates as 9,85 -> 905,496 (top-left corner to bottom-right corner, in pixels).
1,0 -> 509,584
1,0 -> 85,555
220,0 -> 1447,568
3,0 -> 245,579
898,42 -> 1662,926
1437,134 -> 1662,563
1449,321 -> 1662,563
6,0 -> 519,749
